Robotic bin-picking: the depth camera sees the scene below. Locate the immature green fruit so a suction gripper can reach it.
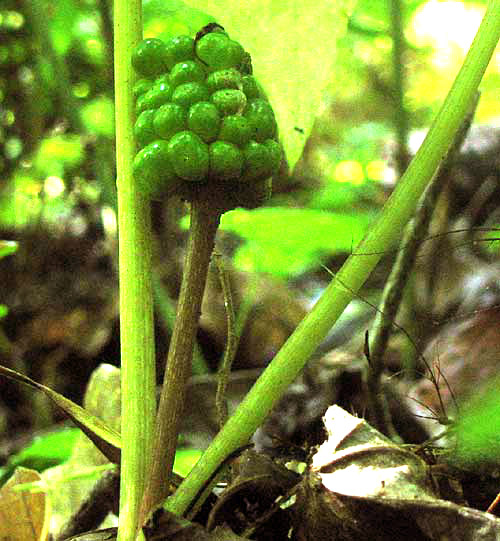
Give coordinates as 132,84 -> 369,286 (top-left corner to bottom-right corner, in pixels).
244,98 -> 277,142
242,140 -> 274,181
167,131 -> 209,181
169,60 -> 206,88
134,109 -> 157,148
264,139 -> 283,175
133,140 -> 179,197
187,102 -> 220,143
131,38 -> 168,78
139,82 -> 173,112
172,82 -> 210,109
133,78 -> 153,98
164,35 -> 195,70
219,115 -> 252,147
209,141 -> 244,180
241,75 -> 260,100
206,69 -> 242,93
211,89 -> 247,116
153,103 -> 186,140
195,33 -> 245,71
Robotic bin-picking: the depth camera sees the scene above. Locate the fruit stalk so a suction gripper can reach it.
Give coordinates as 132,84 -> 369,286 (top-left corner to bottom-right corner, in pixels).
140,190 -> 222,521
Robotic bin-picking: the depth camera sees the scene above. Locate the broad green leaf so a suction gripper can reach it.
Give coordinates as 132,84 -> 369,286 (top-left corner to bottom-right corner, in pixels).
220,207 -> 375,277
0,365 -> 121,464
182,0 -> 355,172
0,241 -> 18,259
0,427 -> 79,485
453,377 -> 500,467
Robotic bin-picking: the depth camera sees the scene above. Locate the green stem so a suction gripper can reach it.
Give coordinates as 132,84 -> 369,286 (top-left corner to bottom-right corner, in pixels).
114,2 -> 156,540
389,0 -> 410,176
165,0 -> 500,516
140,195 -> 221,522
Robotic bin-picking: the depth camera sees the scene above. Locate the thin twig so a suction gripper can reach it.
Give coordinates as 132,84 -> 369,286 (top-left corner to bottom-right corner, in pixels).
365,92 -> 480,437
213,250 -> 238,429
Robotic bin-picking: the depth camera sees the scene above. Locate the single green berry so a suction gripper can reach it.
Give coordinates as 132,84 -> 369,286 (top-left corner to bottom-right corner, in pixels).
133,79 -> 153,98
209,141 -> 243,180
153,103 -> 186,140
206,69 -> 242,93
133,140 -> 179,197
169,60 -> 206,88
187,102 -> 220,143
164,35 -> 195,70
244,98 -> 277,142
167,131 -> 209,181
132,38 -> 168,78
196,34 -> 245,71
242,140 -> 273,181
211,89 -> 247,115
263,139 -> 282,175
171,82 -> 210,109
195,32 -> 229,66
140,82 -> 173,111
134,109 -> 157,148
241,75 -> 260,100
219,115 -> 252,147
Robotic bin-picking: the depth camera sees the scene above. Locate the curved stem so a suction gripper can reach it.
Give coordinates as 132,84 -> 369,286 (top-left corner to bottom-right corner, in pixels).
165,0 -> 500,516
140,195 -> 221,522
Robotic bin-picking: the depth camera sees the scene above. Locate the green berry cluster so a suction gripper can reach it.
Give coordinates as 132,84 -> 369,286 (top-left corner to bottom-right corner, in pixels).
131,25 -> 281,206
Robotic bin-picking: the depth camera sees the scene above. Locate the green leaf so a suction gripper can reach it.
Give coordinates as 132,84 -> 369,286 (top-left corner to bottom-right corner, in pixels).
219,207 -> 375,277
0,427 -> 80,484
453,377 -> 500,467
182,0 -> 355,172
0,241 -> 18,259
0,365 -> 121,464
173,449 -> 203,478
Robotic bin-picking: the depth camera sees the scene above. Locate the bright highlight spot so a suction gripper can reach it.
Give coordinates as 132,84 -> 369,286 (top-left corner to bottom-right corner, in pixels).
410,1 -> 484,70
335,160 -> 364,185
44,176 -> 65,197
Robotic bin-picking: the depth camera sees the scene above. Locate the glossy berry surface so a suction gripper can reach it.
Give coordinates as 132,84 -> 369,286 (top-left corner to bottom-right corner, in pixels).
131,25 -> 282,206
133,140 -> 179,197
131,38 -> 168,78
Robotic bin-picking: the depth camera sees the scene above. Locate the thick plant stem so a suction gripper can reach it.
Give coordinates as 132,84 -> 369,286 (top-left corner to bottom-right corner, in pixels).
140,196 -> 221,522
165,0 -> 500,516
114,2 -> 156,541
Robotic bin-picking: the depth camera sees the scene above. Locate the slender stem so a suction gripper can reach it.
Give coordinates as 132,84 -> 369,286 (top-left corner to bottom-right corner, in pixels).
140,196 -> 221,522
165,0 -> 500,516
389,0 -> 410,176
213,251 -> 238,428
114,2 -> 156,540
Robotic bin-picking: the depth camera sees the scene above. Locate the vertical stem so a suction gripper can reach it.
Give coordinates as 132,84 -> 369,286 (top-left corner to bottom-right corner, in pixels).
140,196 -> 221,522
389,0 -> 410,176
114,2 -> 156,540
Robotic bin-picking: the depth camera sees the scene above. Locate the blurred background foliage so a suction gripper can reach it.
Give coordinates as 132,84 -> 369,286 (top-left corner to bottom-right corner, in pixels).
0,0 -> 497,275
0,0 -> 499,495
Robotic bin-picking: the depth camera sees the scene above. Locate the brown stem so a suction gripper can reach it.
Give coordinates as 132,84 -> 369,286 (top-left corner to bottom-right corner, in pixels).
140,192 -> 221,523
